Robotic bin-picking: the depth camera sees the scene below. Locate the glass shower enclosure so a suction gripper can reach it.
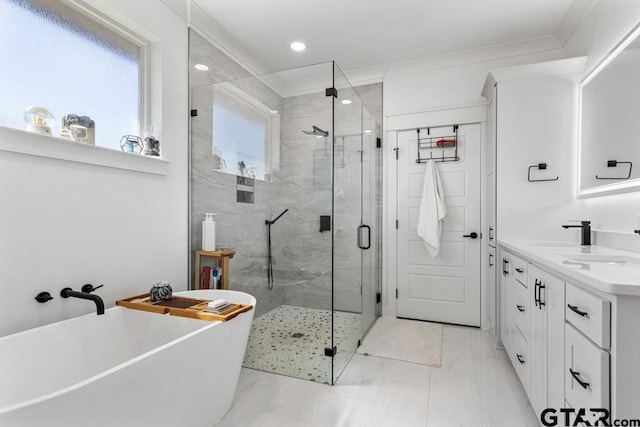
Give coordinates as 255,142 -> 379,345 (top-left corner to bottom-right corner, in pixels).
189,29 -> 381,384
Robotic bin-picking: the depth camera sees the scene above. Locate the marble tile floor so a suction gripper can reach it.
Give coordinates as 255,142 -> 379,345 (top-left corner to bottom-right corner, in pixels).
217,324 -> 539,427
242,305 -> 361,384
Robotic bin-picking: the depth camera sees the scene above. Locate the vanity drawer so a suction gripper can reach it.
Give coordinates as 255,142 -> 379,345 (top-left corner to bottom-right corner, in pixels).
513,330 -> 530,390
565,283 -> 611,349
565,323 -> 609,411
511,255 -> 528,286
515,280 -> 530,340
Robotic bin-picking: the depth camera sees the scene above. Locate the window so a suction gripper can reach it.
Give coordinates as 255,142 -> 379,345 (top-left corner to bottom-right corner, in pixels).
0,0 -> 143,151
212,83 -> 280,181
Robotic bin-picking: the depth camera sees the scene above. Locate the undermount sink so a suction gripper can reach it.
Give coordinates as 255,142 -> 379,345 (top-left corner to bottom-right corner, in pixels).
559,254 -> 640,265
527,241 -> 580,247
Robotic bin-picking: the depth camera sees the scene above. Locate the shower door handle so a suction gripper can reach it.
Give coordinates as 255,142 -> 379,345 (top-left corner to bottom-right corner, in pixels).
357,225 -> 371,250
363,225 -> 371,250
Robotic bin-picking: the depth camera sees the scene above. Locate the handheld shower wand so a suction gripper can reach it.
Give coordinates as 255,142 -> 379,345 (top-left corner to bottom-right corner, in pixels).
265,209 -> 289,225
266,209 -> 289,290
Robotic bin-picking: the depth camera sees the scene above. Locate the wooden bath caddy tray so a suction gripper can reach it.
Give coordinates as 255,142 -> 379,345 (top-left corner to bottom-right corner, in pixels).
116,293 -> 252,322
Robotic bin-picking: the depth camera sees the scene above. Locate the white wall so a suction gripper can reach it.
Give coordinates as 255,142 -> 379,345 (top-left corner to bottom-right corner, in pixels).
0,0 -> 189,336
564,0 -> 640,236
496,76 -> 581,242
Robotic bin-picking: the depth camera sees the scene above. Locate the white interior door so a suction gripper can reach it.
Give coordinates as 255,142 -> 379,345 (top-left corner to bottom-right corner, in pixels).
396,123 -> 481,326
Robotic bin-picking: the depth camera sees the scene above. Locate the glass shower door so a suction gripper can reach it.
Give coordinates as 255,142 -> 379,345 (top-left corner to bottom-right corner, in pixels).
330,64 -> 380,383
331,63 -> 363,383
361,111 -> 379,336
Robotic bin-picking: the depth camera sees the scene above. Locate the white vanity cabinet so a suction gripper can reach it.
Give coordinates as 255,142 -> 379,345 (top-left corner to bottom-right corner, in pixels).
499,250 -> 515,358
528,265 -> 565,415
499,252 -> 565,417
498,241 -> 640,422
499,249 -> 530,389
564,282 -> 611,412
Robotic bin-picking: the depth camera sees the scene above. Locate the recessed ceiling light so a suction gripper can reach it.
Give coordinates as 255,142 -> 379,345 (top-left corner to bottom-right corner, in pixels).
290,41 -> 306,52
341,99 -> 352,105
270,109 -> 279,114
364,130 -> 372,134
194,63 -> 209,71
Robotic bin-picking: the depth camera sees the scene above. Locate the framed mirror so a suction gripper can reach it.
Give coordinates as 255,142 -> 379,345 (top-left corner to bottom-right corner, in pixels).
578,23 -> 640,197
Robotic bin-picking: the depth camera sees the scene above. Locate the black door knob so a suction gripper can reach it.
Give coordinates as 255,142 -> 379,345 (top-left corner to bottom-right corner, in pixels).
463,232 -> 478,239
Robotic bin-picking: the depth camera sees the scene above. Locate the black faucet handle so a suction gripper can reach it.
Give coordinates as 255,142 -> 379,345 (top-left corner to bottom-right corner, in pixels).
81,283 -> 104,293
567,220 -> 591,224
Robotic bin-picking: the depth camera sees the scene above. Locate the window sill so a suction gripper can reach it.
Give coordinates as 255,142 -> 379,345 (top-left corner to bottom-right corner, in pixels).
0,126 -> 169,176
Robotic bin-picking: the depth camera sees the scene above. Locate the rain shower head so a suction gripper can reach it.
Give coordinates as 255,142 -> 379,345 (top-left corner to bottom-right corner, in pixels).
302,125 -> 329,137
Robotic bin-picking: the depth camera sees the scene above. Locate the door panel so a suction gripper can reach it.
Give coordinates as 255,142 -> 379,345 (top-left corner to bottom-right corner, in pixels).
396,124 -> 481,326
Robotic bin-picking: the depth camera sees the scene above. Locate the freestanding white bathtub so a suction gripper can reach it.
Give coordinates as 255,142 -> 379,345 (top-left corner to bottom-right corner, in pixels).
0,290 -> 255,427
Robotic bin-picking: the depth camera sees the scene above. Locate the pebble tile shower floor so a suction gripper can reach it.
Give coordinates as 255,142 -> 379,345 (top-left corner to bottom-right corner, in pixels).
243,305 -> 361,383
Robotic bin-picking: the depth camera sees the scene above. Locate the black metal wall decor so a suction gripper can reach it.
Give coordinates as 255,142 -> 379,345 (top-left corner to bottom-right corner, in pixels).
595,160 -> 633,180
416,125 -> 460,163
527,163 -> 559,182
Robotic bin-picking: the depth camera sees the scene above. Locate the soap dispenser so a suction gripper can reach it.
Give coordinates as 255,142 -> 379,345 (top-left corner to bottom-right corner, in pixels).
202,213 -> 216,251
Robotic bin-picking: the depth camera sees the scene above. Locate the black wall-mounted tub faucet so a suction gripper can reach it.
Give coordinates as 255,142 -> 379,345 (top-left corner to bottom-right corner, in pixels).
60,284 -> 105,315
562,221 -> 591,246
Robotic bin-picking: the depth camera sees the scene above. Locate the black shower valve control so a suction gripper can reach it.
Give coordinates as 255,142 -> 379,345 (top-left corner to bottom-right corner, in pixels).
319,215 -> 331,232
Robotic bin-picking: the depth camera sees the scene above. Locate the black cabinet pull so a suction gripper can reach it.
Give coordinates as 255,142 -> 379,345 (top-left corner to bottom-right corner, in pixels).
489,253 -> 494,267
489,226 -> 494,241
516,305 -> 525,313
515,268 -> 524,273
516,354 -> 525,364
569,368 -> 590,390
538,283 -> 546,308
568,304 -> 588,317
534,279 -> 540,307
502,259 -> 510,276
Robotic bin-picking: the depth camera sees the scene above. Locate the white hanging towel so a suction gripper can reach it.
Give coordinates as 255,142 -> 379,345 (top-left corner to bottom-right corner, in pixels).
416,160 -> 447,257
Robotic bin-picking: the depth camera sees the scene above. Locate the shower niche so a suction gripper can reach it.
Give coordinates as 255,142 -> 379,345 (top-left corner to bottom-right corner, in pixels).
189,28 -> 382,384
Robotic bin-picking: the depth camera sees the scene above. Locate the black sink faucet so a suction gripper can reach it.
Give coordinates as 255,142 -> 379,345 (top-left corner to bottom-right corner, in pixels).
60,284 -> 105,315
562,220 -> 591,246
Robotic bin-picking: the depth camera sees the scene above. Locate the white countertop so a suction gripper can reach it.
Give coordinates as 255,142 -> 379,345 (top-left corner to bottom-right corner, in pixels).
498,240 -> 640,296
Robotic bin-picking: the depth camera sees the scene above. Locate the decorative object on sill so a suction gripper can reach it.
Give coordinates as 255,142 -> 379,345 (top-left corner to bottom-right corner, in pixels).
143,128 -> 160,156
416,125 -> 460,163
60,114 -> 95,145
595,160 -> 633,180
149,281 -> 173,302
24,106 -> 54,136
213,148 -> 227,171
119,135 -> 144,154
527,163 -> 559,182
143,136 -> 160,156
634,230 -> 640,236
